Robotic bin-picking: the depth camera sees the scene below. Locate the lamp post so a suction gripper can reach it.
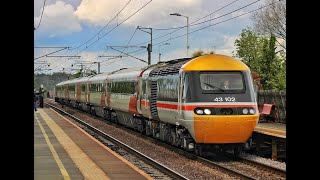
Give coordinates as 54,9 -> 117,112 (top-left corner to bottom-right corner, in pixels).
170,13 -> 189,57
159,43 -> 170,62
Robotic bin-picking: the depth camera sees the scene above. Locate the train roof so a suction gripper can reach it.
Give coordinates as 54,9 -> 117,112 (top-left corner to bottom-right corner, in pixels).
55,76 -> 93,86
69,76 -> 93,84
148,58 -> 192,77
56,80 -> 72,86
88,72 -> 109,81
181,54 -> 249,71
108,67 -> 142,80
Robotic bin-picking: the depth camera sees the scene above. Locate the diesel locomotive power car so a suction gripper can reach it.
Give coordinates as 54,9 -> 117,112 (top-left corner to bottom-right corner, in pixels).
55,54 -> 259,156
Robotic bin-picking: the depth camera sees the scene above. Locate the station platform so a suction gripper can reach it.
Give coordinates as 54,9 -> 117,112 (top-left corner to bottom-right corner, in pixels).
254,122 -> 286,139
34,107 -> 152,180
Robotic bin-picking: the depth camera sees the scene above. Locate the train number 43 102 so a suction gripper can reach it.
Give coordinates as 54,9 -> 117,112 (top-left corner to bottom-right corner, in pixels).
214,97 -> 235,102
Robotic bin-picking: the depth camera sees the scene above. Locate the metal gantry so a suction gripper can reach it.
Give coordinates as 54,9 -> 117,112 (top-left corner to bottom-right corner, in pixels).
137,26 -> 152,65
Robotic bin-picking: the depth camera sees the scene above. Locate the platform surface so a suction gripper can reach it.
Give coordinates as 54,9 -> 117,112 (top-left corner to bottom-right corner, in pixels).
34,108 -> 152,180
254,122 -> 286,138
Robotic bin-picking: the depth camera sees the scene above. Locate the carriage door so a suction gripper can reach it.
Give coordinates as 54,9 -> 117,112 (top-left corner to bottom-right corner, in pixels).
142,80 -> 147,112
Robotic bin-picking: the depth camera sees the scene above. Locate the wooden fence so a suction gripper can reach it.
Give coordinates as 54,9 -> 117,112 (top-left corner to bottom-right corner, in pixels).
257,90 -> 286,124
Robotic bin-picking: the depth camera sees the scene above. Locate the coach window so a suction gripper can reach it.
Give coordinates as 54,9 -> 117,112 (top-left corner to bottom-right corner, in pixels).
101,83 -> 105,93
113,82 -> 117,93
142,80 -> 146,100
132,81 -> 135,94
108,82 -> 111,93
90,84 -> 96,92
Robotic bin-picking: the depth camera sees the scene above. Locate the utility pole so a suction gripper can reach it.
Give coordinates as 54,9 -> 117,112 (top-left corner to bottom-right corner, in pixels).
94,62 -> 101,74
137,26 -> 152,65
147,44 -> 151,65
97,62 -> 100,74
74,64 -> 85,77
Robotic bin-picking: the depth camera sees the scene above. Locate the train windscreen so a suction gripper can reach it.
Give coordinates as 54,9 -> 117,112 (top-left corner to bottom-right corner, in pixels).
199,72 -> 245,91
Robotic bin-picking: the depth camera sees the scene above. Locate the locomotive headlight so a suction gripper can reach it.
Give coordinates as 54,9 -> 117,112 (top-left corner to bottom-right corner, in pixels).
249,108 -> 256,114
204,109 -> 211,115
195,109 -> 204,115
242,108 -> 249,114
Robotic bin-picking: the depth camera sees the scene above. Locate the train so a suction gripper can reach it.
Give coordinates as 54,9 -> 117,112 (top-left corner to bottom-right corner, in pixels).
54,54 -> 259,157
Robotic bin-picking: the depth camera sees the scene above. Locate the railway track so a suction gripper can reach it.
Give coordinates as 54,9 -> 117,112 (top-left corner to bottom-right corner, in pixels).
238,156 -> 286,176
199,155 -> 286,180
45,100 -> 286,179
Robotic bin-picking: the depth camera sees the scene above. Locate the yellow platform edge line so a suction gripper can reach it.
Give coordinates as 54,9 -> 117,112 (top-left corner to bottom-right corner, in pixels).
50,107 -> 154,180
255,126 -> 286,135
38,109 -> 110,180
35,115 -> 71,180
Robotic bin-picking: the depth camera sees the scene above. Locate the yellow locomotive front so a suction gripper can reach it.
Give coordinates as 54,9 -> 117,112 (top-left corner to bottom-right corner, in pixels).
178,54 -> 259,145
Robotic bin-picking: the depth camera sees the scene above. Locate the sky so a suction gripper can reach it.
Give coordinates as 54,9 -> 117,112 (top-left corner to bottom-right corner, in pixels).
34,0 -> 266,74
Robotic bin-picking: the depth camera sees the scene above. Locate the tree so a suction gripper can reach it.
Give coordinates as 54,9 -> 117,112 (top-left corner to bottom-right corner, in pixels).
69,70 -> 82,79
260,33 -> 285,90
234,29 -> 286,90
34,72 -> 70,91
233,28 -> 266,73
191,50 -> 215,58
251,0 -> 286,50
192,50 -> 204,57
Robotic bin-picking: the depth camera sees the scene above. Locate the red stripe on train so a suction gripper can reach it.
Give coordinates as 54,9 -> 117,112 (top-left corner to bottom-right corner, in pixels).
157,102 -> 178,109
100,93 -> 105,107
129,96 -> 138,114
106,93 -> 111,107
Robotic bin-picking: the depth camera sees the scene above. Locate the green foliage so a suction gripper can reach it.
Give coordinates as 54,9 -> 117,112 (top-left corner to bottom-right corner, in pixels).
267,54 -> 286,90
192,50 -> 204,57
234,28 -> 265,72
89,70 -> 97,75
192,50 -> 215,58
234,28 -> 286,90
69,70 -> 82,79
34,72 -> 70,91
69,69 -> 97,79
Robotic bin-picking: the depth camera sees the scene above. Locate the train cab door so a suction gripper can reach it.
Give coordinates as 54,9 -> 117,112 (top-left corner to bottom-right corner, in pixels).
177,72 -> 184,119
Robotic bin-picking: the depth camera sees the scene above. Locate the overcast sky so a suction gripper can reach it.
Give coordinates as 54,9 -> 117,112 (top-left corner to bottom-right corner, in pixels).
34,0 -> 265,74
